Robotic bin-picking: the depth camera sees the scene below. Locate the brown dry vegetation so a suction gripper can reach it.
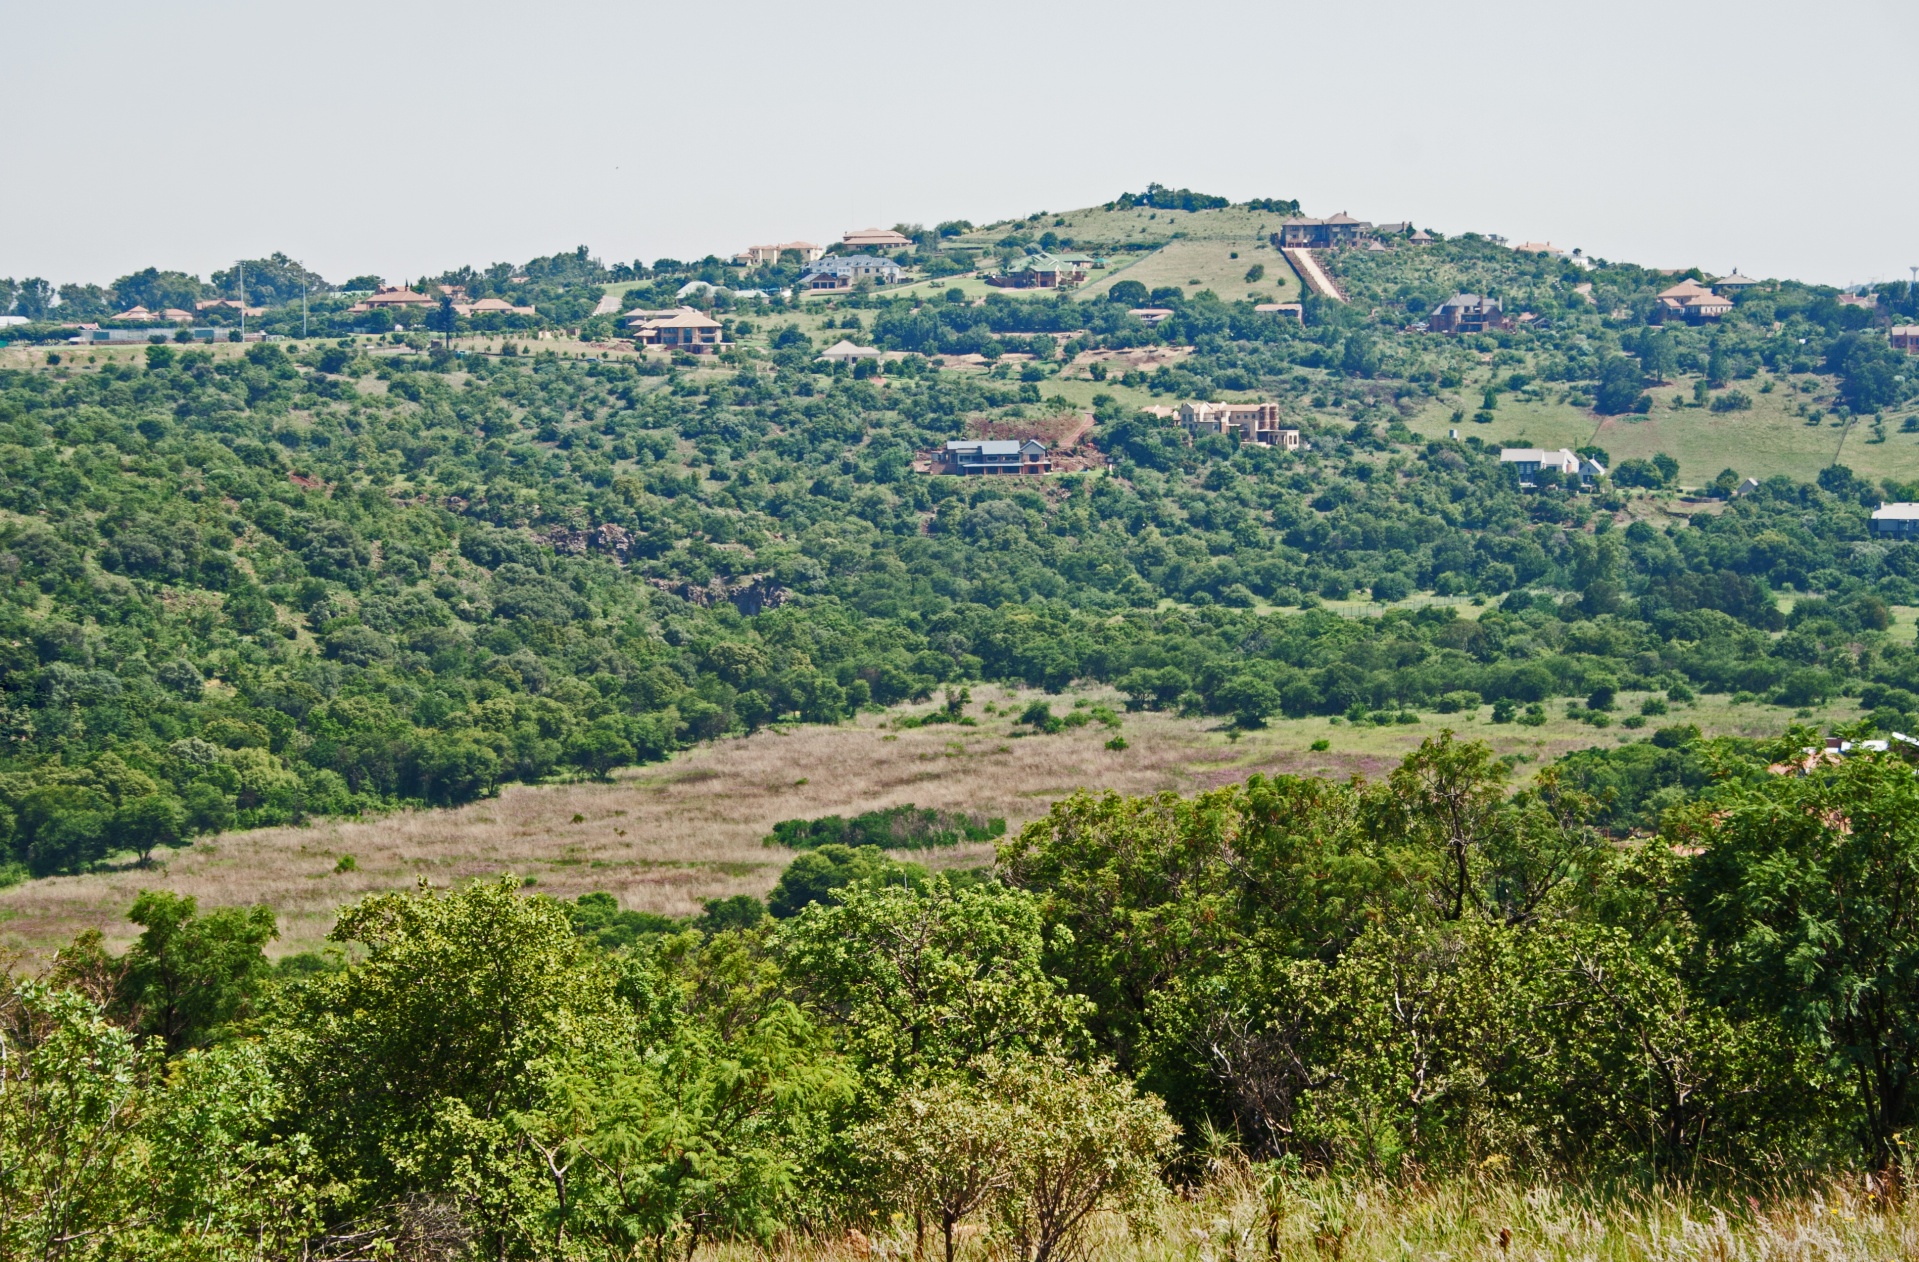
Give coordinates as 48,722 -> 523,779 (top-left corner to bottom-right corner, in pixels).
0,682 -> 1857,962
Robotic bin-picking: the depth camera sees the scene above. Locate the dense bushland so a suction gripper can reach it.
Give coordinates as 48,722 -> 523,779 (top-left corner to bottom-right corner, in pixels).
9,731 -> 1919,1257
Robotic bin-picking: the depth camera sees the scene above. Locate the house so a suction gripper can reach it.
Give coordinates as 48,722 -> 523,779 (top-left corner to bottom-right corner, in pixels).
1872,503 -> 1919,538
1713,270 -> 1760,295
734,241 -> 823,266
818,340 -> 883,363
801,254 -> 903,291
1129,308 -> 1175,325
1838,292 -> 1879,309
1179,401 -> 1291,446
1408,229 -> 1434,244
627,306 -> 725,352
1652,278 -> 1732,322
115,306 -> 157,322
988,252 -> 1086,289
1375,222 -> 1411,236
1500,447 -> 1605,487
362,286 -> 436,307
1428,294 -> 1511,334
934,438 -> 1050,476
1891,326 -> 1919,354
842,227 -> 915,251
1513,241 -> 1565,256
1272,211 -> 1371,249
160,308 -> 195,323
455,297 -> 537,317
1254,302 -> 1303,320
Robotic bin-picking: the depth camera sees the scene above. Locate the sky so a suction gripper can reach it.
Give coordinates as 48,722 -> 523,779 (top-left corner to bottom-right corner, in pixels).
2,0 -> 1914,292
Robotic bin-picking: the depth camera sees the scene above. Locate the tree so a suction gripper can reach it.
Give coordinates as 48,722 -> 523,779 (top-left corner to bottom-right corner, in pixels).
777,878 -> 1088,1080
1216,674 -> 1280,728
992,1056 -> 1175,1262
116,890 -> 276,1052
1107,280 -> 1148,306
110,793 -> 186,866
276,877 -> 633,1252
12,278 -> 53,320
1681,742 -> 1919,1165
765,843 -> 922,919
859,1070 -> 1017,1262
1594,356 -> 1647,414
520,1001 -> 846,1260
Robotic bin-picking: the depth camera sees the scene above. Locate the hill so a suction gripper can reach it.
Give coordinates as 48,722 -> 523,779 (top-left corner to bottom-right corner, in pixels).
0,184 -> 1914,906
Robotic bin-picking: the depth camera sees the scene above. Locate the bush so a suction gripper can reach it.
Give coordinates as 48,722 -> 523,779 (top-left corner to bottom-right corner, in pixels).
766,806 -> 1006,851
1371,572 -> 1413,603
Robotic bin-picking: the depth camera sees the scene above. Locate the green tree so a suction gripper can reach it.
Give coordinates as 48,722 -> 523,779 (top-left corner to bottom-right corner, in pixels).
276,877 -> 634,1253
1681,741 -> 1919,1165
116,889 -> 276,1053
778,877 -> 1088,1081
992,1055 -> 1175,1262
765,843 -> 922,919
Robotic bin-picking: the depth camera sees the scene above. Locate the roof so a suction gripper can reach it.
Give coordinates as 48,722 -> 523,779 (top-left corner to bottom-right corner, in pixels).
1434,293 -> 1498,311
1891,325 -> 1919,337
843,227 -> 914,246
1657,278 -> 1713,301
947,439 -> 1026,455
1324,211 -> 1365,225
1683,292 -> 1732,308
1408,229 -> 1434,242
804,254 -> 901,276
1500,447 -> 1574,463
363,287 -> 435,306
1513,241 -> 1563,255
1873,503 -> 1919,521
1714,271 -> 1760,287
818,340 -> 883,360
628,306 -> 722,330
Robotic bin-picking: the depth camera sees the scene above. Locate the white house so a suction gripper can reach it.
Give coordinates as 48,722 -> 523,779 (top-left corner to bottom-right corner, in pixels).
1872,503 -> 1919,539
1500,447 -> 1605,487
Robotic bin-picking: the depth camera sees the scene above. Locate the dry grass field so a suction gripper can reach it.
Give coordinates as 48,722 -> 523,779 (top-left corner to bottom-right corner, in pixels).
0,680 -> 1853,962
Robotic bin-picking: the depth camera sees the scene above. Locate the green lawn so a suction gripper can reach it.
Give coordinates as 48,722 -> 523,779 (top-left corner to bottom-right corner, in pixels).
1403,366 -> 1919,490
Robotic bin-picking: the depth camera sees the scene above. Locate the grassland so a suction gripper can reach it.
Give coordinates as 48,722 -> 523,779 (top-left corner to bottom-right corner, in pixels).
1403,361 -> 1919,489
1076,237 -> 1300,304
0,678 -> 1858,962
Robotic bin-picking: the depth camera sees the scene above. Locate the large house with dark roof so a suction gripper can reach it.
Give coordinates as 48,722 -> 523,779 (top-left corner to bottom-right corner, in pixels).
1272,212 -> 1371,249
934,439 -> 1050,476
1428,294 -> 1511,334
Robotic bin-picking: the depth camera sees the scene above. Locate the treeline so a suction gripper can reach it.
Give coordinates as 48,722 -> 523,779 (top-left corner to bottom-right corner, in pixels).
7,729 -> 1918,1256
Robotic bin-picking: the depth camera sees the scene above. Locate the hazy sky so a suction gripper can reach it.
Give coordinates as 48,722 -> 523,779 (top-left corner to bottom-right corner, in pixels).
3,1 -> 1914,291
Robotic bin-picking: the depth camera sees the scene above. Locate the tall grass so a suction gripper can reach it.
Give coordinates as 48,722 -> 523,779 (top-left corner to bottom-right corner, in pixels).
708,1168 -> 1917,1262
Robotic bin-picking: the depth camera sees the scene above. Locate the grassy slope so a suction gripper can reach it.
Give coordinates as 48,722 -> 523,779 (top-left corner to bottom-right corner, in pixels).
1401,360 -> 1919,489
